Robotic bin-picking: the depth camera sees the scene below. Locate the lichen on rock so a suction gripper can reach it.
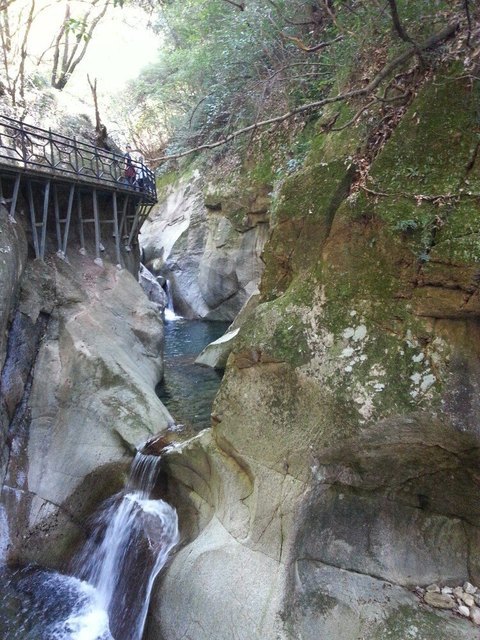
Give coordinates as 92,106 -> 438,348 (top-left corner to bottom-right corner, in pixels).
150,67 -> 480,640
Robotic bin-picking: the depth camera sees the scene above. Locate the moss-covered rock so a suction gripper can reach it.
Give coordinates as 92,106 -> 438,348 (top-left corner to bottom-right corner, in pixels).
153,69 -> 480,640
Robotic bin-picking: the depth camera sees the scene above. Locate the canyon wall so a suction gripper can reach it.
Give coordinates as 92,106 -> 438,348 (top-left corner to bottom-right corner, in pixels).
148,72 -> 480,640
140,172 -> 269,321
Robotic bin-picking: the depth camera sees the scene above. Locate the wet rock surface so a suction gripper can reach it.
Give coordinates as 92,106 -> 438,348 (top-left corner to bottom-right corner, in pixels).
140,175 -> 269,321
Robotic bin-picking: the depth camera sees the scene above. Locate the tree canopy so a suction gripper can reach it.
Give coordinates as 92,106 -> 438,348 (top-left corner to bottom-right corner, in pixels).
115,0 -> 477,166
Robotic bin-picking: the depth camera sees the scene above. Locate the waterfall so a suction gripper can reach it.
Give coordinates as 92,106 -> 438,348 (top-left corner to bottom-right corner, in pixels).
72,452 -> 178,640
0,503 -> 9,564
0,455 -> 177,640
164,280 -> 180,321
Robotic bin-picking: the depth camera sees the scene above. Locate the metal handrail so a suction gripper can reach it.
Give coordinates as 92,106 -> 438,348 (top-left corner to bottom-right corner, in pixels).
0,114 -> 157,204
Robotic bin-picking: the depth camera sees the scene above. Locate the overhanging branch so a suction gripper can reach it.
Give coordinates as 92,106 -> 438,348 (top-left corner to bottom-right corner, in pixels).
222,0 -> 245,10
280,33 -> 343,53
153,21 -> 459,164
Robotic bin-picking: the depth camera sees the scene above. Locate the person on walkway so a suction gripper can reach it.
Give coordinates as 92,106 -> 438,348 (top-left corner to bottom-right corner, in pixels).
136,155 -> 146,191
124,145 -> 136,185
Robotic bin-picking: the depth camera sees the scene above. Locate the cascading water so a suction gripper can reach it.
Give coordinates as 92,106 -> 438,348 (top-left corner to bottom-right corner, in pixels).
164,280 -> 180,321
73,453 -> 178,640
0,452 -> 178,640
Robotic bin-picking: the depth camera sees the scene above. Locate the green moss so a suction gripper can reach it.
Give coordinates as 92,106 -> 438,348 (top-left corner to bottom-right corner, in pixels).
155,170 -> 179,197
261,155 -> 356,298
430,199 -> 480,263
236,297 -> 310,369
97,361 -> 125,390
370,604 -> 474,640
315,102 -> 365,164
247,152 -> 275,187
228,67 -> 479,438
370,74 -> 480,195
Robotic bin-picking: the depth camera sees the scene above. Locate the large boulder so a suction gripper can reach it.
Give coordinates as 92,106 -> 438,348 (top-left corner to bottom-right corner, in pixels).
1,251 -> 172,567
194,289 -> 261,369
194,327 -> 240,369
139,263 -> 167,311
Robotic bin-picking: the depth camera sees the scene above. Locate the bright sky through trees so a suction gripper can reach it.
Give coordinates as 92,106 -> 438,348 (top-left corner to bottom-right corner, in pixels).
0,0 -> 158,122
64,5 -> 159,94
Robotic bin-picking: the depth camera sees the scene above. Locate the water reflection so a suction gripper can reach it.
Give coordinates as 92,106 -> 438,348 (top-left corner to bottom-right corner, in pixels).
156,319 -> 229,431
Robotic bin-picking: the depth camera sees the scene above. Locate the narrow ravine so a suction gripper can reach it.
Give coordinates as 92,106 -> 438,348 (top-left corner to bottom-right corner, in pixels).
156,318 -> 229,432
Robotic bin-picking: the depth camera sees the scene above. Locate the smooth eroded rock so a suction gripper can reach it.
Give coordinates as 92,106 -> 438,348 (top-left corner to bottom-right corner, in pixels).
424,592 -> 456,609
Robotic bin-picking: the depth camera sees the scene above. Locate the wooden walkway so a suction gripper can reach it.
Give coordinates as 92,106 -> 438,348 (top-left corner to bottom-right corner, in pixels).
0,115 -> 157,265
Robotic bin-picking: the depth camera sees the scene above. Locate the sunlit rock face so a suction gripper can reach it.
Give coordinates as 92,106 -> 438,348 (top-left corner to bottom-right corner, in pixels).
0,204 -> 171,568
140,172 -> 269,321
149,74 -> 480,640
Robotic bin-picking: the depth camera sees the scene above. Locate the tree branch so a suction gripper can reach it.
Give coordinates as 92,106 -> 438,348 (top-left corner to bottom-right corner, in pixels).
387,0 -> 414,44
152,21 -> 459,163
329,99 -> 377,131
51,4 -> 69,88
280,32 -> 343,53
222,0 -> 245,10
464,0 -> 472,48
52,0 -> 110,90
15,0 -> 35,101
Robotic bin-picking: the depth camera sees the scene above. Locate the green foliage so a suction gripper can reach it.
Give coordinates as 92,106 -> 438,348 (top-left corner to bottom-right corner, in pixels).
65,18 -> 91,42
394,219 -> 418,233
114,0 -> 472,163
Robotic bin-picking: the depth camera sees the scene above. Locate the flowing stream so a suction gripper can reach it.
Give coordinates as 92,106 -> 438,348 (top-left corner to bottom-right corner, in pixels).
157,318 -> 229,431
0,453 -> 178,640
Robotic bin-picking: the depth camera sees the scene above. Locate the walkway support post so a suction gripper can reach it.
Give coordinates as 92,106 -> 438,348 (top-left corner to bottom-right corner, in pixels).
27,181 -> 40,259
9,173 -> 20,220
92,189 -> 102,264
53,185 -> 62,253
40,180 -> 51,260
77,192 -> 86,253
127,203 -> 143,249
119,195 -> 130,240
112,192 -> 122,268
62,185 -> 75,258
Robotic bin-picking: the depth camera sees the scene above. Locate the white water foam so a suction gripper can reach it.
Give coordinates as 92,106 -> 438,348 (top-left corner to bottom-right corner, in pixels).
74,453 -> 178,640
164,307 -> 181,321
47,575 -> 112,640
0,503 -> 10,563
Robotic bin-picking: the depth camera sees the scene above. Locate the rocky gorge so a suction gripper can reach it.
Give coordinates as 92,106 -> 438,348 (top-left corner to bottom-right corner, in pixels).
0,56 -> 479,640
143,69 -> 480,640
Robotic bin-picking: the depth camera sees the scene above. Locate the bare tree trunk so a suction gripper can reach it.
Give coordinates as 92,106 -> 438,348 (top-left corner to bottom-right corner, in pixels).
51,0 -> 110,91
16,0 -> 36,103
88,74 -> 109,149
